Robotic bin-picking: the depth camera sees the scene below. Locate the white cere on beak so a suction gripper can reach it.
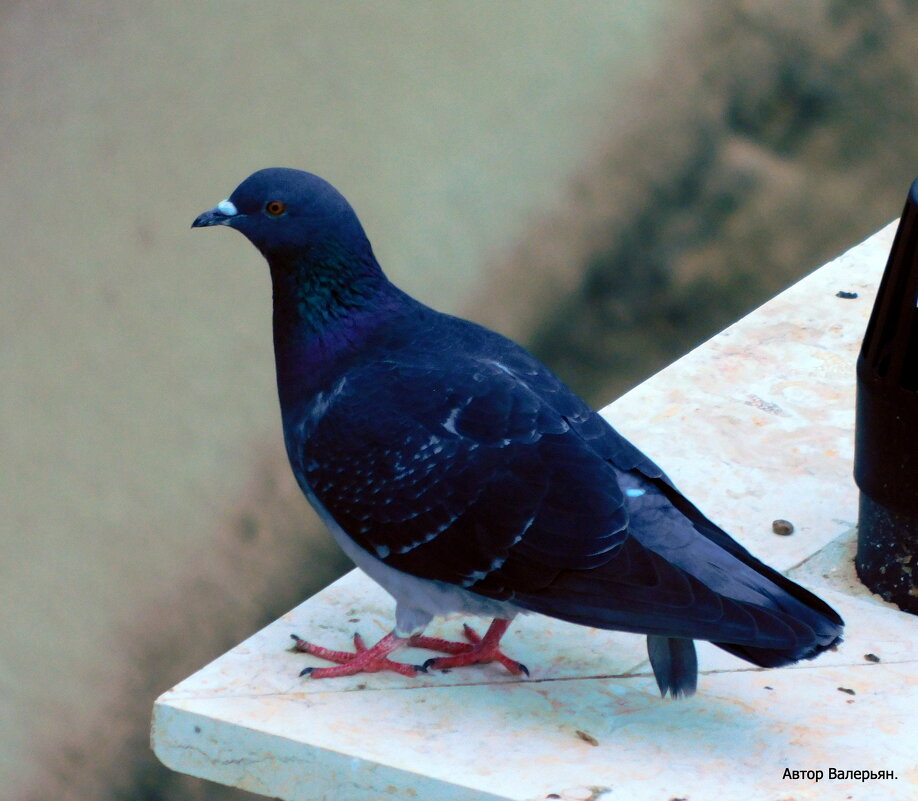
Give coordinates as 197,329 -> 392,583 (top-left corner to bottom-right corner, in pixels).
216,199 -> 238,216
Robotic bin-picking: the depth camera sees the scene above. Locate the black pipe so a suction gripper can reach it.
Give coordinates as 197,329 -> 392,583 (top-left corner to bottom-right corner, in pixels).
854,177 -> 918,613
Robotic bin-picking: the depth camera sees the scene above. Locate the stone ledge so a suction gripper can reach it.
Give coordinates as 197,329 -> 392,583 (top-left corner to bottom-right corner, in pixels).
153,221 -> 916,800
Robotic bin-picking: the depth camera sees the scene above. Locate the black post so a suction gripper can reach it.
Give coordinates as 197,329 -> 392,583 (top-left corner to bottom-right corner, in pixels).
854,177 -> 918,613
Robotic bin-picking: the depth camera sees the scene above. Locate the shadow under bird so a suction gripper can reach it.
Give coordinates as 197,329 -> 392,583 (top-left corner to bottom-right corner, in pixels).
193,168 -> 844,698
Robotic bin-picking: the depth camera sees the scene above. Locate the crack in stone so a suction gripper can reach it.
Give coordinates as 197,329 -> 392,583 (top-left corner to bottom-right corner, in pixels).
157,657 -> 910,703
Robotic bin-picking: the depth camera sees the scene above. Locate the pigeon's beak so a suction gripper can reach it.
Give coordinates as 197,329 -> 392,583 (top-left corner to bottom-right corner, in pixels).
192,199 -> 239,229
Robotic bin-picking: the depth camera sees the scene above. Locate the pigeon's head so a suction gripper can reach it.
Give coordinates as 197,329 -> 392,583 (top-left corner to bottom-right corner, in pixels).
193,168 -> 372,265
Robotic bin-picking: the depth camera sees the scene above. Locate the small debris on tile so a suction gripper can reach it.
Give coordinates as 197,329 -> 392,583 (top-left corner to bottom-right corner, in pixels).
864,653 -> 881,663
546,788 -> 609,801
763,685 -> 774,691
772,519 -> 795,536
575,729 -> 600,746
746,394 -> 788,416
589,787 -> 612,800
837,686 -> 856,695
836,290 -> 859,298
348,617 -> 360,623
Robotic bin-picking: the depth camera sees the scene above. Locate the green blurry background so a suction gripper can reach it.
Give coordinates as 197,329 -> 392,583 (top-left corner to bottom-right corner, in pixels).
2,2 -> 917,799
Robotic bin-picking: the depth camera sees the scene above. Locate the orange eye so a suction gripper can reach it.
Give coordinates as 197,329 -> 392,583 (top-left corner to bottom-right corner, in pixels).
265,200 -> 286,216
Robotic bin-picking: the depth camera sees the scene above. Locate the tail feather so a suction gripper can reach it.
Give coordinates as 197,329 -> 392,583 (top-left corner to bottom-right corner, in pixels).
647,635 -> 698,698
714,623 -> 842,668
513,474 -> 844,695
649,473 -> 845,636
668,488 -> 845,667
629,474 -> 845,668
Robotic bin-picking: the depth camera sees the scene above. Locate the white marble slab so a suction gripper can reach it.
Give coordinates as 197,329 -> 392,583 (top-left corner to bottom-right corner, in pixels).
153,222 -> 918,800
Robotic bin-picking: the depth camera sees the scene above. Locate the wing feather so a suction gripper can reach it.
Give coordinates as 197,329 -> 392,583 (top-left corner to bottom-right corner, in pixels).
294,355 -> 629,594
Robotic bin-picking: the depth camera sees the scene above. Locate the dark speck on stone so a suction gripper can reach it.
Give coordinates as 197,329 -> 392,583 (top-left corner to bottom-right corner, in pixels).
836,290 -> 859,299
772,519 -> 795,536
864,653 -> 881,663
575,729 -> 600,746
837,686 -> 856,695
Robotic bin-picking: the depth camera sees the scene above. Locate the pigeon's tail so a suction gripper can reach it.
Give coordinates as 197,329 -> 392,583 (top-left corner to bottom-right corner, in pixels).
616,472 -> 845,667
647,636 -> 697,698
645,574 -> 841,698
511,487 -> 844,697
658,479 -> 846,670
645,566 -> 842,698
709,572 -> 844,669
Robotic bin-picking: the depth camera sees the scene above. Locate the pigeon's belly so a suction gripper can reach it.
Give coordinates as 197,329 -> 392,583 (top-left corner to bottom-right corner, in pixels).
301,483 -> 520,636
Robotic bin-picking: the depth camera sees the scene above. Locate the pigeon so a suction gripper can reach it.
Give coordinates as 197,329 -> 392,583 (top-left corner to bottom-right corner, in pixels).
193,168 -> 844,697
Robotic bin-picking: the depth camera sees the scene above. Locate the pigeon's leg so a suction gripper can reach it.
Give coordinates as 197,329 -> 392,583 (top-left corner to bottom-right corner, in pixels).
291,631 -> 422,678
405,632 -> 475,655
421,618 -> 529,676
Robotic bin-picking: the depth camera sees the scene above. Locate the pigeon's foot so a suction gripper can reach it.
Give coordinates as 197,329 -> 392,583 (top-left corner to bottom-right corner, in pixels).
291,618 -> 527,678
291,631 -> 422,678
421,619 -> 529,676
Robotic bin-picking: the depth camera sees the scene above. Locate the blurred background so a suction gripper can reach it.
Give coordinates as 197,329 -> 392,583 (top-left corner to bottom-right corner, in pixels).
2,1 -> 917,799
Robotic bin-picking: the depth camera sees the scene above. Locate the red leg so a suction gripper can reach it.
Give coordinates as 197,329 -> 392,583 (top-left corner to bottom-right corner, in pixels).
290,618 -> 529,679
406,632 -> 475,656
422,619 -> 529,676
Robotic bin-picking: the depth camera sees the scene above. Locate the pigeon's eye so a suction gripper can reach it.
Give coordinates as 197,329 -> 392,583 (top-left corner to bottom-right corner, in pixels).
265,200 -> 286,216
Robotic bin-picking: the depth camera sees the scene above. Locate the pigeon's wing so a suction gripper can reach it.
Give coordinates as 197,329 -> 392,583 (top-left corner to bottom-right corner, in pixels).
299,343 -> 786,633
290,332 -> 841,655
291,354 -> 632,598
